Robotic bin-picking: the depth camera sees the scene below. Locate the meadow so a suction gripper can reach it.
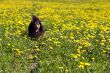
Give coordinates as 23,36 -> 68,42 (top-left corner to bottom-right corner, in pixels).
1,0 -> 110,73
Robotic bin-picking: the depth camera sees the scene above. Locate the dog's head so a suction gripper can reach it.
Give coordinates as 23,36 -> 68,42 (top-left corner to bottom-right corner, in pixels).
31,15 -> 41,29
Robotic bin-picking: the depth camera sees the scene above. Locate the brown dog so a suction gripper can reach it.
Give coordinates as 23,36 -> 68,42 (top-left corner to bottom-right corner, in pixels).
28,15 -> 45,38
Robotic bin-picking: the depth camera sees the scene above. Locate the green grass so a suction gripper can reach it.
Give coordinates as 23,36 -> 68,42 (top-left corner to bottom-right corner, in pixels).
1,0 -> 110,73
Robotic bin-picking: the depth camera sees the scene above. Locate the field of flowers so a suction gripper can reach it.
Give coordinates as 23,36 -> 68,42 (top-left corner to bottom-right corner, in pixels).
1,0 -> 110,73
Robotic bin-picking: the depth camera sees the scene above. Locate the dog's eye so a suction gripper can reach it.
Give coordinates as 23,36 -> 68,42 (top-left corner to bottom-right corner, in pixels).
35,21 -> 40,25
35,22 -> 38,25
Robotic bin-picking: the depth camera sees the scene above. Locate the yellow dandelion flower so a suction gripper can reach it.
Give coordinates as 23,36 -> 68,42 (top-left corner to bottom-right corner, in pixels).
78,46 -> 82,49
50,46 -> 53,49
70,54 -> 78,59
102,50 -> 106,53
76,54 -> 80,57
80,62 -> 85,65
36,48 -> 41,52
65,69 -> 69,72
14,49 -> 23,56
85,63 -> 91,66
101,39 -> 106,43
58,67 -> 63,69
79,65 -> 84,69
91,57 -> 95,60
81,50 -> 86,53
107,48 -> 110,51
100,43 -> 104,45
7,43 -> 11,46
77,49 -> 81,53
70,33 -> 74,39
28,55 -> 33,60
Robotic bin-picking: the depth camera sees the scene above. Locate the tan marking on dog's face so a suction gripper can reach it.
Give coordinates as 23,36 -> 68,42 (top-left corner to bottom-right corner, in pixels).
35,21 -> 40,29
35,21 -> 40,33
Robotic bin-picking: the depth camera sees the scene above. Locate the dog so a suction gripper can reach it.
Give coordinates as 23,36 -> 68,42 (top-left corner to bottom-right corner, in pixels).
28,15 -> 45,39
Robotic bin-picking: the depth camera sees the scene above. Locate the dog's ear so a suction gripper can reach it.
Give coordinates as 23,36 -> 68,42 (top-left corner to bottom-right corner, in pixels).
31,15 -> 36,23
32,15 -> 40,21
